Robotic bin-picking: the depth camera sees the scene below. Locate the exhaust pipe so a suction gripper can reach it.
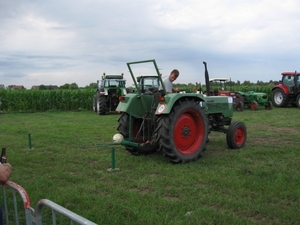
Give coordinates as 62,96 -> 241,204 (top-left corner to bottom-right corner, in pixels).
203,62 -> 211,96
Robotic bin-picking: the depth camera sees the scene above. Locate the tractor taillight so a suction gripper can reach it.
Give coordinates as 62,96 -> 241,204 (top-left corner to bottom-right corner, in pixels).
119,96 -> 125,101
158,96 -> 165,102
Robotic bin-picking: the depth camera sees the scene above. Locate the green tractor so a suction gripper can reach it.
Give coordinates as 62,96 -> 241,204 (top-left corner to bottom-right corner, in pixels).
204,78 -> 244,111
236,91 -> 273,111
116,60 -> 247,163
136,75 -> 160,93
205,78 -> 271,111
93,73 -> 128,115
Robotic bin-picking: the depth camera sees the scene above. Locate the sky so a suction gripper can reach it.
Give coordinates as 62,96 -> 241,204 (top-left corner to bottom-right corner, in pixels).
0,0 -> 299,89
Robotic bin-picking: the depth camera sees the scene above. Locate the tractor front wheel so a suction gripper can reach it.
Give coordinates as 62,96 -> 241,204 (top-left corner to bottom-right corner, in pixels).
251,101 -> 258,110
93,95 -> 98,112
156,99 -> 208,163
226,121 -> 247,149
265,101 -> 273,110
272,88 -> 288,107
98,96 -> 107,115
296,94 -> 300,108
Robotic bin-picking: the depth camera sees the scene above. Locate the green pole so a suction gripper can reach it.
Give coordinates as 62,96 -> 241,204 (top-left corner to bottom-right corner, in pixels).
107,147 -> 119,172
28,133 -> 32,149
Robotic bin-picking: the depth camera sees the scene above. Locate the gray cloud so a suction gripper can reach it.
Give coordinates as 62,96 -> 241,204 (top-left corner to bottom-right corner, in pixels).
1,72 -> 27,78
0,0 -> 299,88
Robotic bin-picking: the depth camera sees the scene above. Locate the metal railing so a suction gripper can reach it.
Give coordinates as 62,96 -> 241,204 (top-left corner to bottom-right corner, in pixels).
1,181 -> 97,225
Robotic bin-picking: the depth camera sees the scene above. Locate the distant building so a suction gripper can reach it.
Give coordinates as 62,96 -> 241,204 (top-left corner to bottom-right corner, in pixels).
31,85 -> 40,90
31,85 -> 59,90
0,84 -> 5,89
11,85 -> 25,90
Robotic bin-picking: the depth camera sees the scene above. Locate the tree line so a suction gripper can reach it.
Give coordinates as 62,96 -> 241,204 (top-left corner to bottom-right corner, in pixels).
4,79 -> 279,91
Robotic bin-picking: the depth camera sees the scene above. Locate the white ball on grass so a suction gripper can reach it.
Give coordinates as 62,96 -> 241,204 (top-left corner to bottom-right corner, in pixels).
112,133 -> 124,144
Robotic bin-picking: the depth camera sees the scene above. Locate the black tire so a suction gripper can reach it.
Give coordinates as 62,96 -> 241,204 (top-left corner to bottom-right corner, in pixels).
272,88 -> 288,107
234,93 -> 244,111
98,96 -> 107,115
235,93 -> 244,104
156,99 -> 208,163
235,101 -> 244,111
93,95 -> 98,112
265,101 -> 273,110
296,94 -> 300,108
250,101 -> 258,111
117,113 -> 158,155
226,121 -> 247,149
110,96 -> 119,111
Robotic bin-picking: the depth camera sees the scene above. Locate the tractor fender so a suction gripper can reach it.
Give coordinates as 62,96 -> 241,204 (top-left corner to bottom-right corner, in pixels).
272,84 -> 289,95
116,93 -> 155,118
155,93 -> 205,115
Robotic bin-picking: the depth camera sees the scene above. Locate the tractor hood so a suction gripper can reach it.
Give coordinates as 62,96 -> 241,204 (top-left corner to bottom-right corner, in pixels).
155,94 -> 233,118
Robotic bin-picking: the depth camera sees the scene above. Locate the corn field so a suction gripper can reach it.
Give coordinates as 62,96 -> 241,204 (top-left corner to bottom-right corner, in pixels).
0,89 -> 95,112
0,86 -> 273,112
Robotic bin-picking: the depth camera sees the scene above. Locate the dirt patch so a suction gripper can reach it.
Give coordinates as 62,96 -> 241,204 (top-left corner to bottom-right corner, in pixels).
247,136 -> 295,146
248,124 -> 299,134
162,195 -> 179,201
129,187 -> 151,195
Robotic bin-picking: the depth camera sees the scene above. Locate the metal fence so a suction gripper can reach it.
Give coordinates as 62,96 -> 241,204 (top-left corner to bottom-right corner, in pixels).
1,180 -> 97,225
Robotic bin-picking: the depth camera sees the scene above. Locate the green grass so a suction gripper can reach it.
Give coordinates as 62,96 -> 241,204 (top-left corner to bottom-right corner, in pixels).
1,108 -> 300,224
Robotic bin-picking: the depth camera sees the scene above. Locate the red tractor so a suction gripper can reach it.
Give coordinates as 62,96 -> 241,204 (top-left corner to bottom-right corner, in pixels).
204,78 -> 244,111
271,71 -> 300,108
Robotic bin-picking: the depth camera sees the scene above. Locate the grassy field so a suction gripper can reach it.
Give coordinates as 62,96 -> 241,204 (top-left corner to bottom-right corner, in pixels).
1,107 -> 299,224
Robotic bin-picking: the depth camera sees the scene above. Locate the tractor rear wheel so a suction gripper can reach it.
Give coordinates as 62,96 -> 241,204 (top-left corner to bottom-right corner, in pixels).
93,95 -> 98,112
235,101 -> 244,111
250,101 -> 258,110
296,94 -> 300,108
272,88 -> 288,107
234,93 -> 244,111
235,93 -> 244,103
117,113 -> 158,155
156,99 -> 208,163
98,96 -> 107,115
226,121 -> 247,149
265,101 -> 273,110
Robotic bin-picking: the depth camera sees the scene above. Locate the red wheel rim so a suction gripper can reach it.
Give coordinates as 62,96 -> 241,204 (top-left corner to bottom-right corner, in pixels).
173,110 -> 205,155
235,127 -> 245,145
251,102 -> 257,110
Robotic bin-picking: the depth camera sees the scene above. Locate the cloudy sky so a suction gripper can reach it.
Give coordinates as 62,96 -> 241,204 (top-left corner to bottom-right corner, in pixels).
0,0 -> 299,89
